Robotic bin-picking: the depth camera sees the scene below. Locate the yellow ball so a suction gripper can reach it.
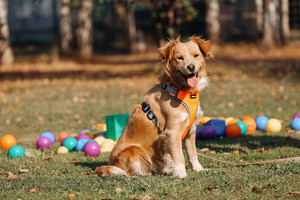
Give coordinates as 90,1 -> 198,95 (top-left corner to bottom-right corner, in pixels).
265,118 -> 282,133
94,137 -> 106,146
57,146 -> 69,154
100,139 -> 116,152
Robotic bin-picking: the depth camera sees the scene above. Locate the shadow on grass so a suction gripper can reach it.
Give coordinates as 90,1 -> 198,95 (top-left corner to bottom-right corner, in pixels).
196,134 -> 300,153
74,161 -> 109,171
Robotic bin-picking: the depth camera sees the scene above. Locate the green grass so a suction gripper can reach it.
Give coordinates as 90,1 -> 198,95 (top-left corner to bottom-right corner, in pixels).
0,64 -> 300,199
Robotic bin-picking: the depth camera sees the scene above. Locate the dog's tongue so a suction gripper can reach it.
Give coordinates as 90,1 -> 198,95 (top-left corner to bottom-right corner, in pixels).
187,75 -> 198,87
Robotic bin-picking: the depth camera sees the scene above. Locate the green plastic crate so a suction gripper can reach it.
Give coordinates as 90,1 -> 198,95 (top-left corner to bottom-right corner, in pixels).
105,114 -> 129,141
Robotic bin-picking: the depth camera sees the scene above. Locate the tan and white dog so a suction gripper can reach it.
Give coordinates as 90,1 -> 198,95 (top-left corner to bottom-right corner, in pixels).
94,36 -> 212,179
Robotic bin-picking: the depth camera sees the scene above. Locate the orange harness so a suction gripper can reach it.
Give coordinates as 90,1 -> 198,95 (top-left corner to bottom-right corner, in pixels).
162,83 -> 199,139
142,83 -> 199,139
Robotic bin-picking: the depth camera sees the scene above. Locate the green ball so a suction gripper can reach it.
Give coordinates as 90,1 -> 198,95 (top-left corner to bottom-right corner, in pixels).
235,121 -> 248,135
8,145 -> 25,159
62,137 -> 77,151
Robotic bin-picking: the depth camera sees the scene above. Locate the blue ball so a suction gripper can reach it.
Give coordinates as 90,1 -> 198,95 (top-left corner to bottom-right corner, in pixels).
79,129 -> 90,135
255,116 -> 269,131
40,132 -> 55,144
76,139 -> 89,151
290,118 -> 300,130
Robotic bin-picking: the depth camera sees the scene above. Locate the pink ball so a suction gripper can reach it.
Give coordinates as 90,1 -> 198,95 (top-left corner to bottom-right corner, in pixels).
36,136 -> 52,149
84,141 -> 100,157
293,113 -> 300,119
77,134 -> 91,141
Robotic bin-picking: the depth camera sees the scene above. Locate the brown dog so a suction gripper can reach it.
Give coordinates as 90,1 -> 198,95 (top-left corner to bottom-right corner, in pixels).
94,36 -> 212,179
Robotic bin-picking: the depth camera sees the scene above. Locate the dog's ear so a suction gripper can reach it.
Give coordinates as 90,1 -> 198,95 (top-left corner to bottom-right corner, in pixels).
190,36 -> 213,58
159,38 -> 180,62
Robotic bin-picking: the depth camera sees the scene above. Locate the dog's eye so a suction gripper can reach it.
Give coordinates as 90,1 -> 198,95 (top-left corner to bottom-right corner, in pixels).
177,57 -> 184,60
194,54 -> 200,58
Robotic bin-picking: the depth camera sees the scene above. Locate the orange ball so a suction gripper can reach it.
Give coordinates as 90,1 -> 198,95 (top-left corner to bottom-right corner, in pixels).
59,132 -> 69,141
0,134 -> 17,150
199,117 -> 212,126
242,115 -> 257,133
228,118 -> 240,125
225,124 -> 241,137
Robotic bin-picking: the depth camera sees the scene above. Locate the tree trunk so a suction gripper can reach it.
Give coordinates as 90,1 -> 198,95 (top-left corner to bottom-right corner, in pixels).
205,0 -> 220,43
76,0 -> 93,60
0,0 -> 14,67
255,0 -> 264,34
127,1 -> 138,53
60,0 -> 73,55
280,0 -> 289,44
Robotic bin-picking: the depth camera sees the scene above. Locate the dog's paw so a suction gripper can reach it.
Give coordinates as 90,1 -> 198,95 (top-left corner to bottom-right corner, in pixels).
173,164 -> 187,179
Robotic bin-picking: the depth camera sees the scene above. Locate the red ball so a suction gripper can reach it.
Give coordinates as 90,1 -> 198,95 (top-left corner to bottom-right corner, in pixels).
226,124 -> 241,137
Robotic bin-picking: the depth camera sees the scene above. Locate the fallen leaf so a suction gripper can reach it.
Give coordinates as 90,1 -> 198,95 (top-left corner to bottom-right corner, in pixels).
18,168 -> 29,173
52,172 -> 59,176
210,151 -> 216,154
44,157 -> 52,162
239,159 -> 249,164
116,188 -> 123,194
233,150 -> 240,155
223,152 -> 230,155
252,187 -> 262,194
146,172 -> 151,177
291,191 -> 300,196
200,148 -> 209,152
8,172 -> 19,180
67,193 -> 76,199
65,168 -> 70,173
83,173 -> 90,178
206,185 -> 217,191
255,147 -> 266,153
72,159 -> 78,163
29,188 -> 38,193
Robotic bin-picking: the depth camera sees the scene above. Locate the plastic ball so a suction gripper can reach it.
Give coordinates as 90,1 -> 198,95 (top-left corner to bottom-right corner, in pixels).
8,145 -> 25,159
265,118 -> 282,133
0,134 -> 17,150
293,113 -> 300,119
290,118 -> 300,130
199,117 -> 212,126
225,124 -> 241,137
57,146 -> 69,154
227,118 -> 240,125
101,139 -> 116,152
255,116 -> 269,131
40,132 -> 55,144
235,121 -> 248,135
77,134 -> 91,141
60,137 -> 70,146
225,117 -> 234,125
62,137 -> 77,151
196,125 -> 204,140
76,138 -> 89,151
50,132 -> 57,143
84,141 -> 101,157
94,136 -> 106,146
59,132 -> 69,141
79,129 -> 90,135
36,136 -> 52,149
197,126 -> 217,140
242,115 -> 257,133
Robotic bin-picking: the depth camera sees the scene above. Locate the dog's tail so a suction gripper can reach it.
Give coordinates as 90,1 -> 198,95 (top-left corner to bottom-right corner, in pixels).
94,145 -> 152,177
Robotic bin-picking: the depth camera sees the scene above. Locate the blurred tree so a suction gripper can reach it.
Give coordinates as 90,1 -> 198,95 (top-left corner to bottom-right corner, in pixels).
147,0 -> 198,45
0,0 -> 14,67
60,0 -> 73,55
205,0 -> 220,43
76,0 -> 94,60
262,0 -> 289,47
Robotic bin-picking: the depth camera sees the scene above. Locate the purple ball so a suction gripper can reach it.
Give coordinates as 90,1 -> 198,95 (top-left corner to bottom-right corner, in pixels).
199,126 -> 217,140
84,141 -> 100,157
196,125 -> 204,140
36,136 -> 52,149
293,113 -> 300,119
77,134 -> 91,141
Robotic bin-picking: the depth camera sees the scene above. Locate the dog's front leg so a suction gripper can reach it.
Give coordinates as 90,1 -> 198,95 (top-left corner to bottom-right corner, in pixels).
166,129 -> 187,179
183,126 -> 205,171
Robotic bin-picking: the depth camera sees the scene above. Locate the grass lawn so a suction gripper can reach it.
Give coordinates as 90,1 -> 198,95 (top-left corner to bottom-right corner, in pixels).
0,56 -> 300,199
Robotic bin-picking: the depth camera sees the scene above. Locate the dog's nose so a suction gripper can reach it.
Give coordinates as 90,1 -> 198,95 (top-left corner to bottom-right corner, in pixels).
187,64 -> 195,72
